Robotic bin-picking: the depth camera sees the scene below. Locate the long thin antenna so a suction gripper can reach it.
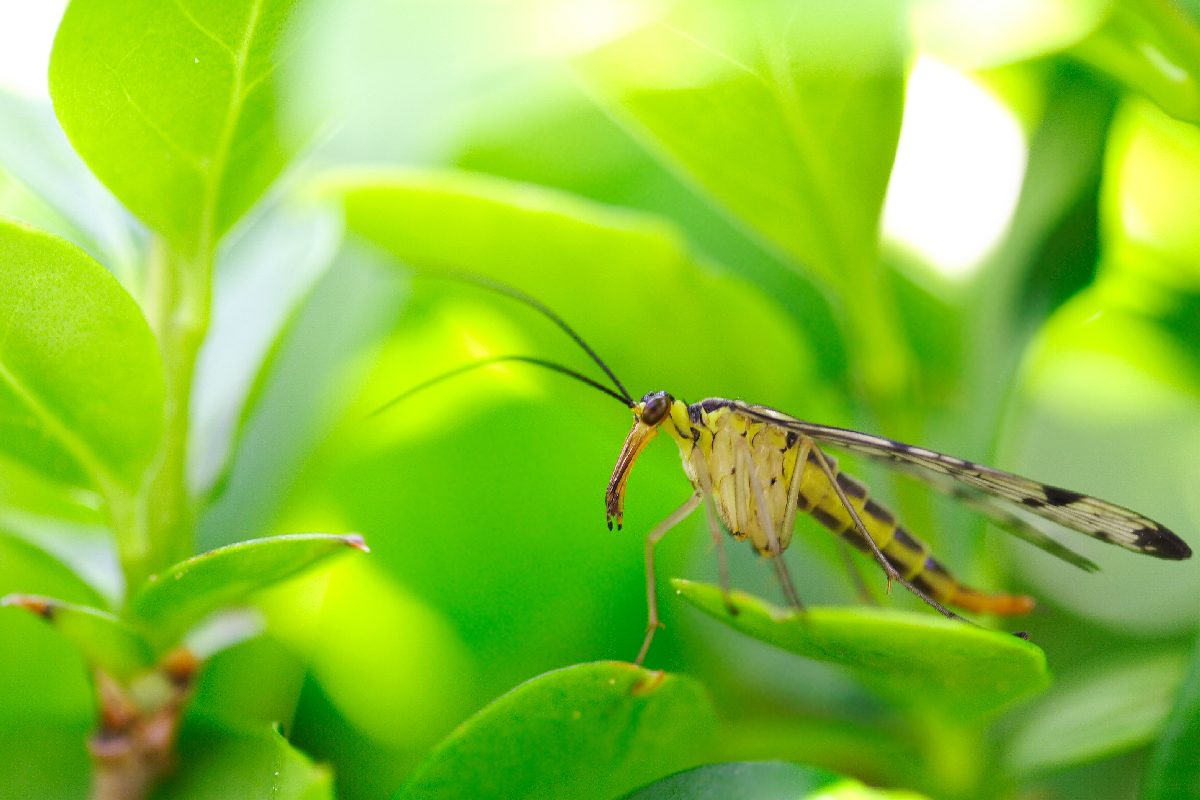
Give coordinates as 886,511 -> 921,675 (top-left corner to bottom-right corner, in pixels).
370,355 -> 634,419
436,271 -> 636,407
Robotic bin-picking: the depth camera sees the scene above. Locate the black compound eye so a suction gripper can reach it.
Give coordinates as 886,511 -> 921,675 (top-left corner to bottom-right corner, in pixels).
640,392 -> 672,426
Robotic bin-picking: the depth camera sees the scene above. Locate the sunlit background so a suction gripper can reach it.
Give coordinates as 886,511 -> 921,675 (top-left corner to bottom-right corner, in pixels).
3,1 -> 1200,799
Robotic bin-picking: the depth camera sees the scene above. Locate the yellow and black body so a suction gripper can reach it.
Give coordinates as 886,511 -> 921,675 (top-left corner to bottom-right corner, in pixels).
607,392 -> 1037,644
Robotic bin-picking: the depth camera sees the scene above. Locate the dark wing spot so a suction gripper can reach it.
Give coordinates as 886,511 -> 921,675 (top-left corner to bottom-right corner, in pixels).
1043,486 -> 1085,506
1020,497 -> 1045,508
1133,525 -> 1193,559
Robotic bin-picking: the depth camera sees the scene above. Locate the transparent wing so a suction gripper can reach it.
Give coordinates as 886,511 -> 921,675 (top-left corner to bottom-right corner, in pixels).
735,402 -> 1192,561
881,459 -> 1100,572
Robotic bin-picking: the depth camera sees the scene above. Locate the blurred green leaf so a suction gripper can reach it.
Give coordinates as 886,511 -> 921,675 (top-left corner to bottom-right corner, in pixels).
1141,637 -> 1200,800
1102,98 -> 1200,290
192,199 -> 343,498
331,168 -> 822,413
0,218 -> 162,492
153,714 -> 332,800
815,784 -> 933,800
574,0 -> 912,397
128,532 -> 368,651
675,580 -> 1050,717
621,761 -> 839,800
713,716 -> 923,789
0,531 -> 107,609
0,90 -> 144,285
0,719 -> 92,800
1,594 -> 153,683
1005,652 -> 1187,775
1071,0 -> 1200,125
260,555 -> 473,752
913,0 -> 1110,69
398,662 -> 719,800
49,0 -> 307,255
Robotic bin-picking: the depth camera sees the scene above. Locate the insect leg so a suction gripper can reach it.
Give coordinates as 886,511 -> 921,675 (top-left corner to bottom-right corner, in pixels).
737,436 -> 805,610
835,538 -> 877,606
808,443 -> 975,625
690,448 -> 735,613
636,491 -> 704,666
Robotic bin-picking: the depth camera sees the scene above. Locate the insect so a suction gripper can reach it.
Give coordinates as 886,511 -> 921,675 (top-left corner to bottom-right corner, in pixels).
382,275 -> 1193,665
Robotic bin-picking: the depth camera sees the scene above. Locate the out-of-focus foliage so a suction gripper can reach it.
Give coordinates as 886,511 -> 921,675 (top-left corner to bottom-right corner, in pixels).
2,0 -> 1200,799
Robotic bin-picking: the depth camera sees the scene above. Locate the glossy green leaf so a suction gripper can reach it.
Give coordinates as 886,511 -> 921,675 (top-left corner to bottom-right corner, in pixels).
574,1 -> 912,395
0,218 -> 163,492
154,714 -> 332,800
675,581 -> 1050,717
128,532 -> 368,651
1,594 -> 153,683
1071,0 -> 1200,125
49,0 -> 307,255
398,662 -> 719,800
1005,652 -> 1187,776
1141,638 -> 1200,800
621,761 -> 839,800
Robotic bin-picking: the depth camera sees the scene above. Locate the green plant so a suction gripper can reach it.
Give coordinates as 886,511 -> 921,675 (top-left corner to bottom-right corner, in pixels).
2,1 -> 1200,799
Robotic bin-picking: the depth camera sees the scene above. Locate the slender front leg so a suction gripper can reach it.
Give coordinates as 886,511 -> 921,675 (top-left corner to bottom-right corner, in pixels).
636,492 -> 704,665
688,448 -> 734,613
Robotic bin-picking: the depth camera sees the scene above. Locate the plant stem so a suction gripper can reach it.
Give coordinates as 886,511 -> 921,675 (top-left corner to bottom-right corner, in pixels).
124,237 -> 212,590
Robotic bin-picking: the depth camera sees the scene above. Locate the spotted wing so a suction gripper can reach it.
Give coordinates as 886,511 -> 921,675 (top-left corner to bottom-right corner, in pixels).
737,402 -> 1192,561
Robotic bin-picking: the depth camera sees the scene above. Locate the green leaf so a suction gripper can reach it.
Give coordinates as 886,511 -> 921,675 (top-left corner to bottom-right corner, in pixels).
914,0 -> 1111,69
1,594 -> 154,683
675,580 -> 1050,717
1005,652 -> 1188,776
574,1 -> 912,396
0,720 -> 92,800
0,89 -> 144,285
191,199 -> 342,497
0,531 -> 107,609
128,532 -> 368,651
1071,0 -> 1200,125
49,0 -> 307,256
332,168 -> 823,415
153,714 -> 332,800
1141,638 -> 1200,800
621,761 -> 840,800
398,662 -> 719,800
713,716 -> 922,789
0,218 -> 163,492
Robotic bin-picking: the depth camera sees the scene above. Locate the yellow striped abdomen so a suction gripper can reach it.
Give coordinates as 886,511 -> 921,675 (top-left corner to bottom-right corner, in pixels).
798,453 -> 1034,616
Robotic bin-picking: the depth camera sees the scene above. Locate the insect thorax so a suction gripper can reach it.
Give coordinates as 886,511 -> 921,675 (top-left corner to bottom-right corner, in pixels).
669,401 -> 802,555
